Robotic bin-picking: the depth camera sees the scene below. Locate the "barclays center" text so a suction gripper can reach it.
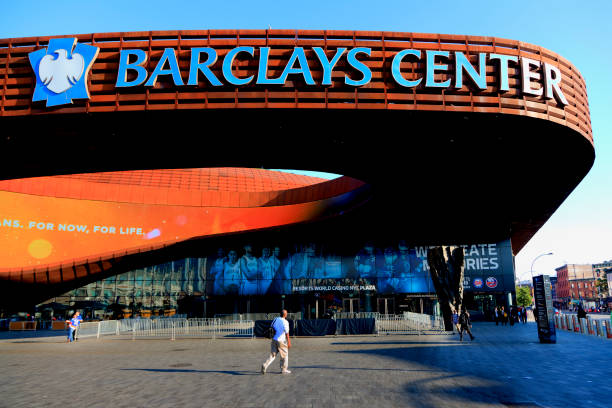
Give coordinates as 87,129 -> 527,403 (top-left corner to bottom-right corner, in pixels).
115,46 -> 568,105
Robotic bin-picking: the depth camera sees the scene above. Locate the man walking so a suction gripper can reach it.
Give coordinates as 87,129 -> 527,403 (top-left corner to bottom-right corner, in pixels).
261,309 -> 292,374
67,311 -> 81,343
458,309 -> 474,341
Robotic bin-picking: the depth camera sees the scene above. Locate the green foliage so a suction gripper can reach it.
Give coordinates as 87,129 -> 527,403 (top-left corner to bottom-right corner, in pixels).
516,286 -> 532,307
596,277 -> 609,294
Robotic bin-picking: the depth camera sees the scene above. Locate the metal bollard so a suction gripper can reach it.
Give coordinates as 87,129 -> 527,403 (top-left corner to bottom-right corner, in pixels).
171,322 -> 175,341
96,321 -> 101,339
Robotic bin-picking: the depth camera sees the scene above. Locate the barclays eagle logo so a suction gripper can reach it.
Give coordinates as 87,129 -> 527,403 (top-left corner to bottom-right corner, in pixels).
28,38 -> 99,107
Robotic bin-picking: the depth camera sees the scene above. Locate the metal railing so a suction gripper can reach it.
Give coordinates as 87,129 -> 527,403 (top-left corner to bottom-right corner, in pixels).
554,314 -> 612,339
403,312 -> 446,333
214,312 -> 302,321
128,318 -> 254,340
334,312 -> 380,320
376,313 -> 446,336
57,311 -> 454,341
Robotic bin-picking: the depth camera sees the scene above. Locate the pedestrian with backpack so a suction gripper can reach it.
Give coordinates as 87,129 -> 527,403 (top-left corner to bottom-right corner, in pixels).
459,309 -> 474,341
261,309 -> 292,374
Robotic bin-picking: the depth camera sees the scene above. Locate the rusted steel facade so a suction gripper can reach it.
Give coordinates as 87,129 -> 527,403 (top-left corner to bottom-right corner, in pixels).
0,30 -> 592,145
0,30 -> 595,308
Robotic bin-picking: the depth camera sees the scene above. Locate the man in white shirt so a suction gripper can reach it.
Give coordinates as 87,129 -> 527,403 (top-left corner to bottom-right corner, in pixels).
261,309 -> 292,374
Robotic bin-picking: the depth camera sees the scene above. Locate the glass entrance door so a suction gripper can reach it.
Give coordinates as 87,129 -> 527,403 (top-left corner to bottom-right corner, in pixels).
377,297 -> 395,315
343,298 -> 360,314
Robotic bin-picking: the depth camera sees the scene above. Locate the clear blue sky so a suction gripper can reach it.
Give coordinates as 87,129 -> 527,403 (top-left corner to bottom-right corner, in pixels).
2,0 -> 611,279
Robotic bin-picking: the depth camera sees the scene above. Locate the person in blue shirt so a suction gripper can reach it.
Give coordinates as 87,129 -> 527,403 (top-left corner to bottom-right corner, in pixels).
261,309 -> 292,374
67,311 -> 81,343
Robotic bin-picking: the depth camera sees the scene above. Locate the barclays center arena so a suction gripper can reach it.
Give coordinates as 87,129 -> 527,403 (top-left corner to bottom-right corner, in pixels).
0,30 -> 594,320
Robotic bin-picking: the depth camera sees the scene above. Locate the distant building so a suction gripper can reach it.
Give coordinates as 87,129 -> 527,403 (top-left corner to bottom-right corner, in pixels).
549,276 -> 558,305
593,260 -> 612,299
555,264 -> 598,308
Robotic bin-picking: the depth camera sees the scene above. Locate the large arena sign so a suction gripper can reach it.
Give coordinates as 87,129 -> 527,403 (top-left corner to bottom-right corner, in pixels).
116,46 -> 568,105
27,37 -> 569,108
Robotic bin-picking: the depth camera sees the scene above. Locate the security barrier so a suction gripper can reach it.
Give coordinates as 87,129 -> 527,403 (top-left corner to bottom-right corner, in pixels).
214,313 -> 302,321
376,313 -> 446,336
51,321 -> 68,330
335,312 -> 381,320
8,321 -> 37,330
553,315 -> 611,340
129,318 -> 254,340
20,313 -> 452,340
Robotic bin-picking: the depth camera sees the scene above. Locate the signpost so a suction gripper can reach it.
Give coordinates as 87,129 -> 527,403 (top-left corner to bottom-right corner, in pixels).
533,275 -> 556,343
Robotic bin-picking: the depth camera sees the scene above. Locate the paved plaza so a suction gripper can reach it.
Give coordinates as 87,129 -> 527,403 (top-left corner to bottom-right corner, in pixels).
1,322 -> 611,408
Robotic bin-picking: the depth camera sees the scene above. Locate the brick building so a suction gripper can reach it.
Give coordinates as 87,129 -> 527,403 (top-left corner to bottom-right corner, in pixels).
555,264 -> 598,308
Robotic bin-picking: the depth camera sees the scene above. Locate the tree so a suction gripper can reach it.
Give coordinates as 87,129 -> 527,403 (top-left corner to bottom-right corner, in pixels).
516,286 -> 532,307
427,246 -> 465,331
596,277 -> 609,296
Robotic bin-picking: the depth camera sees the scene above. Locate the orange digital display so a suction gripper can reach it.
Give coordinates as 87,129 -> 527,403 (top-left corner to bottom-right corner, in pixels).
0,169 -> 367,282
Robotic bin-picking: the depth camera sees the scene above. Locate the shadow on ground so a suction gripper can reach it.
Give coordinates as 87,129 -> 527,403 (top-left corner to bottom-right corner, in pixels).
120,368 -> 260,376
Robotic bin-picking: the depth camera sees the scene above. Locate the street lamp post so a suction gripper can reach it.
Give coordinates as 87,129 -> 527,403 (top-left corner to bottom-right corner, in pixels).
530,252 -> 554,280
529,252 -> 553,309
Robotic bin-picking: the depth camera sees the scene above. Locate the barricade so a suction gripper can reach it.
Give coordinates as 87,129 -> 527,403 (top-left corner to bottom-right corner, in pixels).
9,321 -> 37,330
376,313 -> 446,336
214,320 -> 254,338
75,322 -> 101,339
579,318 -> 587,334
376,315 -> 420,335
573,316 -> 580,332
52,321 -> 68,330
403,312 -> 446,333
595,320 -> 602,337
553,314 -> 611,340
335,312 -> 380,320
127,318 -> 254,340
98,320 -> 120,336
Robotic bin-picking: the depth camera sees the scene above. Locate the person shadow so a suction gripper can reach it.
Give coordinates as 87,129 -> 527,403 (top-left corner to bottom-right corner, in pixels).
120,368 -> 259,376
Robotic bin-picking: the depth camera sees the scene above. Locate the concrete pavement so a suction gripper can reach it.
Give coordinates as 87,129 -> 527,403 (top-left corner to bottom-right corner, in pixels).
0,322 -> 610,408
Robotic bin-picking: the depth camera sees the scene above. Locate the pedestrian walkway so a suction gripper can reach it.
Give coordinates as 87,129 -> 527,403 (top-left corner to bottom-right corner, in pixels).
0,322 -> 610,408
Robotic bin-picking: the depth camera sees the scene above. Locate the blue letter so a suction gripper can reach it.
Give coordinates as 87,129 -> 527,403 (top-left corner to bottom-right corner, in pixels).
345,47 -> 372,86
256,47 -> 284,85
187,47 -> 222,86
455,52 -> 487,90
278,47 -> 315,85
425,50 -> 451,88
116,49 -> 148,87
391,49 -> 422,87
222,46 -> 255,86
145,48 -> 184,87
489,53 -> 518,92
313,47 -> 346,85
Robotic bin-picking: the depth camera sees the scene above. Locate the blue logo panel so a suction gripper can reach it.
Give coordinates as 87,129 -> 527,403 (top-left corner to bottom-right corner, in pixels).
28,38 -> 99,107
